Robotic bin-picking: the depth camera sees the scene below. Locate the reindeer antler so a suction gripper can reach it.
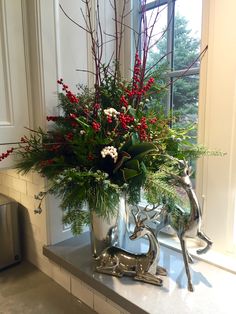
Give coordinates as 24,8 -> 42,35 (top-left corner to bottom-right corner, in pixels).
142,203 -> 159,212
132,205 -> 148,227
148,208 -> 164,221
132,204 -> 163,227
165,155 -> 188,170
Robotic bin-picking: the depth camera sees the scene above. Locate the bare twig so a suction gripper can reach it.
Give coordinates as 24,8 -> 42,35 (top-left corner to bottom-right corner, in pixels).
163,45 -> 208,89
59,4 -> 88,33
114,18 -> 140,36
113,0 -> 119,79
0,142 -> 22,146
96,0 -> 104,67
109,0 -> 115,10
144,51 -> 172,78
75,69 -> 96,76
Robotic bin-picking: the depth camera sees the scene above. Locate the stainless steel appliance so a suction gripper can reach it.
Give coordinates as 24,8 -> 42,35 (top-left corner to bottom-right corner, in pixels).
0,194 -> 21,270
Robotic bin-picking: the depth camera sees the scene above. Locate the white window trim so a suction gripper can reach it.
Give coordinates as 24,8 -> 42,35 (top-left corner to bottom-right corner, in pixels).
197,0 -> 236,255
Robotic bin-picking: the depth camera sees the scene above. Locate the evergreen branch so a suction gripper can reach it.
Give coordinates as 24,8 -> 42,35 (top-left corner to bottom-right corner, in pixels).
63,209 -> 90,235
144,170 -> 180,206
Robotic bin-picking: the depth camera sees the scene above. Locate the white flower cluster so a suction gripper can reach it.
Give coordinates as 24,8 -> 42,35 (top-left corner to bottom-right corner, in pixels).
103,108 -> 120,119
101,146 -> 118,162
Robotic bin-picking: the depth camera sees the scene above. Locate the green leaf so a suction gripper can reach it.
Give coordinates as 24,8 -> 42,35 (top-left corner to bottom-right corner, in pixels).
124,159 -> 140,171
131,132 -> 139,145
119,133 -> 140,153
132,150 -> 153,162
120,138 -> 132,152
75,117 -> 89,130
126,142 -> 156,157
113,151 -> 131,173
140,161 -> 147,174
122,168 -> 140,181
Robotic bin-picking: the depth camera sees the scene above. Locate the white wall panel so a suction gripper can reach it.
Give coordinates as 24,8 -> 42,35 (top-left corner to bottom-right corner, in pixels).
197,0 -> 236,252
0,26 -> 12,125
0,0 -> 30,168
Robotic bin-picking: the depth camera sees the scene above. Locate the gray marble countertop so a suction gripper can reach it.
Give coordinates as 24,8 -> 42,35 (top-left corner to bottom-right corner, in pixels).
43,232 -> 236,314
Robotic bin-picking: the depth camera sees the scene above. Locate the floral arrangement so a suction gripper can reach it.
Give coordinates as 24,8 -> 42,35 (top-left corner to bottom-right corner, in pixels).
0,0 -> 217,234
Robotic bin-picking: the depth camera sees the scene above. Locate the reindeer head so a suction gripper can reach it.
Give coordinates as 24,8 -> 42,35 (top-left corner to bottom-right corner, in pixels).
129,209 -> 148,240
171,159 -> 193,190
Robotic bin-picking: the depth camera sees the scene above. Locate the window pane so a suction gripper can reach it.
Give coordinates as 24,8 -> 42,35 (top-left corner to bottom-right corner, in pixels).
146,5 -> 168,69
172,74 -> 199,182
173,0 -> 202,70
172,75 -> 199,132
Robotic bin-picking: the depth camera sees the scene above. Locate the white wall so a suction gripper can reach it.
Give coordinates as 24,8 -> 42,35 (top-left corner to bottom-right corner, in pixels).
198,0 -> 236,253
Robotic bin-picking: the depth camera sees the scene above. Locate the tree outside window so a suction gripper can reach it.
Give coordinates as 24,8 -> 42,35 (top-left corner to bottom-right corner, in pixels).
145,0 -> 202,134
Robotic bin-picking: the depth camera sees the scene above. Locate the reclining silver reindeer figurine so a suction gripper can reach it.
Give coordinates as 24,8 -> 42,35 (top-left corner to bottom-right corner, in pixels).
96,210 -> 166,286
145,159 -> 213,291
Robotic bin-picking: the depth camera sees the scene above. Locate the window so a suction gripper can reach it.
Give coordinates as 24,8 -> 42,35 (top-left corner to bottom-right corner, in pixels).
131,0 -> 236,257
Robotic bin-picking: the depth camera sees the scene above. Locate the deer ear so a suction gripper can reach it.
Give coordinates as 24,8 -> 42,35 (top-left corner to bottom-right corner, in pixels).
188,166 -> 193,176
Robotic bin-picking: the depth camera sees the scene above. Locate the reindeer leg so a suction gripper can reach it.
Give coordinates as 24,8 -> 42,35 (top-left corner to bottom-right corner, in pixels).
96,268 -> 123,277
156,265 -> 167,276
96,256 -> 123,277
196,230 -> 213,254
186,250 -> 194,264
179,237 -> 194,292
134,272 -> 163,286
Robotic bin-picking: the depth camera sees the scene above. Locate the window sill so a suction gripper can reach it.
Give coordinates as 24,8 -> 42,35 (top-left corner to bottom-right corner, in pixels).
158,232 -> 236,274
44,231 -> 236,314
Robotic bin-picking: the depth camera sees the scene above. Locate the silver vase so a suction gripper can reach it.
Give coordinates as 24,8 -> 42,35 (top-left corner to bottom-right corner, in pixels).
90,194 -> 131,258
90,211 -> 117,258
116,194 -> 131,248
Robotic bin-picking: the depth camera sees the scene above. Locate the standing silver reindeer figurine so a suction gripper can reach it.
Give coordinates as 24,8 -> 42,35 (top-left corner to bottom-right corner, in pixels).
96,211 -> 166,286
152,159 -> 213,291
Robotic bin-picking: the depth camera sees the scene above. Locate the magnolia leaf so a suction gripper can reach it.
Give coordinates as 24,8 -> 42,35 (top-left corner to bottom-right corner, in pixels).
131,132 -> 139,145
119,133 -> 139,153
121,168 -> 140,181
113,151 -> 131,173
132,150 -> 154,162
120,138 -> 132,152
126,142 -> 156,157
124,159 -> 140,171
